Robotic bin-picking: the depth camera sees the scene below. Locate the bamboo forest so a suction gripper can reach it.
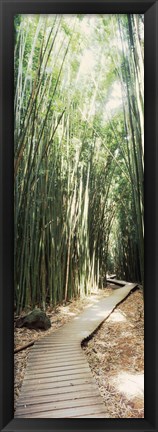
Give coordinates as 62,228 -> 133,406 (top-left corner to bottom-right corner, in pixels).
14,14 -> 144,311
14,14 -> 144,418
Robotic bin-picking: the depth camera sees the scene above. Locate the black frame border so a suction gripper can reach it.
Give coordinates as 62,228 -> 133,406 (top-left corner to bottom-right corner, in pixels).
0,1 -> 158,431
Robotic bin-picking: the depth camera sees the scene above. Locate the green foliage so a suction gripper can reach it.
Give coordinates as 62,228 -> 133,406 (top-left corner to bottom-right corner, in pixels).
14,14 -> 144,312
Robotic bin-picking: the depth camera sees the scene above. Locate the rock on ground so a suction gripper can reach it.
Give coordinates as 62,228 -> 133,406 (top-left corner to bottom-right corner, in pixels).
16,308 -> 51,330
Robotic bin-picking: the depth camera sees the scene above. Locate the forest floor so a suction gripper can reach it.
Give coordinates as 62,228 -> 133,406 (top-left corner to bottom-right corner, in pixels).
14,284 -> 144,418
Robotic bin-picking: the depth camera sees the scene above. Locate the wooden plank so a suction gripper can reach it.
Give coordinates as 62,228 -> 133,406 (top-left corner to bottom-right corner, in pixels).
28,352 -> 83,361
25,363 -> 90,377
31,348 -> 82,354
29,351 -> 82,358
33,343 -> 79,348
106,278 -> 126,285
40,334 -> 77,345
19,377 -> 95,394
22,372 -> 93,389
16,388 -> 101,407
24,366 -> 90,380
32,345 -> 80,353
15,394 -> 104,416
39,336 -> 80,341
32,342 -> 82,349
27,359 -> 86,369
35,341 -> 77,345
28,351 -> 83,360
32,339 -> 76,349
29,348 -> 82,356
27,359 -> 83,368
107,274 -> 116,279
15,280 -> 137,418
106,278 -> 137,288
27,357 -> 84,367
15,403 -> 106,418
17,382 -> 98,404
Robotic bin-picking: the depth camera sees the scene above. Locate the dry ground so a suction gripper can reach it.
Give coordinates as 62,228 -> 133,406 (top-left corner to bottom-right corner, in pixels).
82,286 -> 144,418
14,284 -> 144,418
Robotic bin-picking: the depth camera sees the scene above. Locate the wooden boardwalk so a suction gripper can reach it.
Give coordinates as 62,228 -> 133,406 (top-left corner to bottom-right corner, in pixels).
15,280 -> 137,418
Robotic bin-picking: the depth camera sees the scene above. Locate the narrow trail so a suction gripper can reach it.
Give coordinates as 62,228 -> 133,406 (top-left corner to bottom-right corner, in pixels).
15,279 -> 137,418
